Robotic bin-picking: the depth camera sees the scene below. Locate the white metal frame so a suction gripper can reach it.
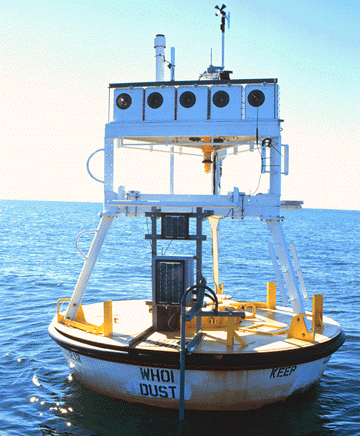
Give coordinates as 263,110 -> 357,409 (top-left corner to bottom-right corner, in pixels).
64,38 -> 307,320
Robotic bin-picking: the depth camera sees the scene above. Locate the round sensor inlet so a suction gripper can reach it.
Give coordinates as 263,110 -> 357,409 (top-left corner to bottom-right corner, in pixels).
147,92 -> 164,109
247,90 -> 265,107
180,91 -> 196,108
213,90 -> 230,108
116,93 -> 132,110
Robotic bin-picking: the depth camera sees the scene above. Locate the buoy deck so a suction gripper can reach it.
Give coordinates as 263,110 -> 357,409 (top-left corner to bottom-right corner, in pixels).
54,299 -> 342,356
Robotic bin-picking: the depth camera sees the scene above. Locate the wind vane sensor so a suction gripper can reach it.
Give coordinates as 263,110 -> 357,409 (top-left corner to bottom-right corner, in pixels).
215,4 -> 230,69
199,4 -> 232,80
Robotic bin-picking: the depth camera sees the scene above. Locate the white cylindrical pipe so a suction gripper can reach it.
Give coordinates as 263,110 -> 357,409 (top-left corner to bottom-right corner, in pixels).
154,34 -> 166,81
170,46 -> 175,81
170,146 -> 174,194
269,137 -> 281,196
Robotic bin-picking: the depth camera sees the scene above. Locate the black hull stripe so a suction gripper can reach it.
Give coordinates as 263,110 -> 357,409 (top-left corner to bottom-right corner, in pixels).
49,324 -> 345,371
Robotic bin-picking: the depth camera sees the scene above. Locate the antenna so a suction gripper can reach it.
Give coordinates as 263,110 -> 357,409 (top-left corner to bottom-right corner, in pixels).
215,4 -> 230,68
198,6 -> 231,80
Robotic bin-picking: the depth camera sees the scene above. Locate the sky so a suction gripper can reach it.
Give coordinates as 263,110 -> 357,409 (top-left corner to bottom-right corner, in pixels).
1,0 -> 359,210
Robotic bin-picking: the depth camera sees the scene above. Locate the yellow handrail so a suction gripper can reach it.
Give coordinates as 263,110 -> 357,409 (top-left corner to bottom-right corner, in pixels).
57,298 -> 70,323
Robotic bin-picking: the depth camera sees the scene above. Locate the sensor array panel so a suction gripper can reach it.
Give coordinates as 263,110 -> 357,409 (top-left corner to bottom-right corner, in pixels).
112,81 -> 279,123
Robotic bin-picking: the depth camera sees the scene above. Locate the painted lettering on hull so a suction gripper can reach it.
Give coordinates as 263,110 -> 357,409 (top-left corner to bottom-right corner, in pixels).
138,367 -> 177,399
140,367 -> 175,384
270,365 -> 297,378
139,383 -> 177,399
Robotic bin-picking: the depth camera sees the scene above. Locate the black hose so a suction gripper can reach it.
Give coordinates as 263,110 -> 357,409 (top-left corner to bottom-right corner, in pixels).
181,284 -> 218,312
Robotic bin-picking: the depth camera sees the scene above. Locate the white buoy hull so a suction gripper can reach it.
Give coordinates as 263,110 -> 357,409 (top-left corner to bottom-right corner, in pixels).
59,342 -> 331,410
49,299 -> 344,411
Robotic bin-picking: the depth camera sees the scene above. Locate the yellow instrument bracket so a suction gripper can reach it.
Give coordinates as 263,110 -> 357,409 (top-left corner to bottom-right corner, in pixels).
57,299 -> 113,337
288,314 -> 315,341
226,316 -> 248,347
239,322 -> 289,336
287,294 -> 324,342
219,281 -> 277,320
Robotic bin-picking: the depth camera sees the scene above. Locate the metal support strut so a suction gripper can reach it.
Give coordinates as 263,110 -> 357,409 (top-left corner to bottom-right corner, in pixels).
179,284 -> 219,420
266,219 -> 305,315
179,284 -> 245,420
64,216 -> 115,321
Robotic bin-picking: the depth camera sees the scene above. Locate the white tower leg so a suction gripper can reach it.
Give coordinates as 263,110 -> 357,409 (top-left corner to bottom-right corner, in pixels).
266,219 -> 305,314
65,215 -> 115,320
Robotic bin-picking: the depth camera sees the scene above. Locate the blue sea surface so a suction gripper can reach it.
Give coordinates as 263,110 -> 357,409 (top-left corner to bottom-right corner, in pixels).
0,200 -> 359,436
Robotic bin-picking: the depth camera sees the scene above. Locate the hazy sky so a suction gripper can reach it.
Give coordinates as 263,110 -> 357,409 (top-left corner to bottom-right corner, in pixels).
1,0 -> 359,209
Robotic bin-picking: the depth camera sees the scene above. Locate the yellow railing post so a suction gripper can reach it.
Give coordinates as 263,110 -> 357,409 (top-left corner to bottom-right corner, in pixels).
104,300 -> 113,337
226,316 -> 236,346
267,282 -> 276,309
216,283 -> 224,295
312,294 -> 324,332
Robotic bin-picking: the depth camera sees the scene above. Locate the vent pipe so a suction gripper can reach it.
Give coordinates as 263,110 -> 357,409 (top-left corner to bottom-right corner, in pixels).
154,34 -> 166,81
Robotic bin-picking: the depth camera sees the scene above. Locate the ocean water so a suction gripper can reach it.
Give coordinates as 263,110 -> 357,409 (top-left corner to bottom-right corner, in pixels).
0,199 -> 359,436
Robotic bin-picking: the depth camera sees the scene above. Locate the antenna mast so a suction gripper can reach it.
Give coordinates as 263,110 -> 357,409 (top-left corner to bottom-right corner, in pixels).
199,5 -> 231,80
215,4 -> 230,69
